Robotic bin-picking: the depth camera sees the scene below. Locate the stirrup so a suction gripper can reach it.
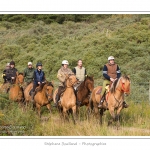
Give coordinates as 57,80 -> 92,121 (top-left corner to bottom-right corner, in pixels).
98,103 -> 103,108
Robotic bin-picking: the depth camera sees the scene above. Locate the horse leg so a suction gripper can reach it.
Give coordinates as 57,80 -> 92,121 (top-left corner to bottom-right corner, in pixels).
46,103 -> 52,115
71,106 -> 77,124
36,103 -> 41,118
99,108 -> 105,125
108,107 -> 116,126
63,107 -> 69,123
93,102 -> 100,123
115,107 -> 123,129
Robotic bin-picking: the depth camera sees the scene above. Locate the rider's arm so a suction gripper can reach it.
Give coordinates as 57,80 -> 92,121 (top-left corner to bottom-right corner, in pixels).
116,65 -> 121,79
57,70 -> 66,83
102,65 -> 110,80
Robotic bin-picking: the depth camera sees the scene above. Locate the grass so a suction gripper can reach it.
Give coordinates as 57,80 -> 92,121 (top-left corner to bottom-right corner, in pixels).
0,92 -> 150,136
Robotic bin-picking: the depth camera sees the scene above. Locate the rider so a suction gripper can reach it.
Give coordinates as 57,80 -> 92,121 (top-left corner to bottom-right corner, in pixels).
53,60 -> 74,107
72,59 -> 87,82
72,59 -> 87,106
2,63 -> 10,83
98,56 -> 128,108
6,61 -> 18,84
24,62 -> 35,86
31,62 -> 45,102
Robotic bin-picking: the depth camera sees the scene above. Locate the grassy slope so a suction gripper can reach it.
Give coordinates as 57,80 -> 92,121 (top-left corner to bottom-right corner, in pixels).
0,14 -> 150,136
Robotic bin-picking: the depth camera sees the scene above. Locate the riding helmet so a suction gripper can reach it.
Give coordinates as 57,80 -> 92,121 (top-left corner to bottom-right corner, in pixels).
36,62 -> 42,67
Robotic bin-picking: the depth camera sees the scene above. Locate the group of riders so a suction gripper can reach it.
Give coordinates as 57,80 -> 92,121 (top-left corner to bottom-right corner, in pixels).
2,56 -> 128,108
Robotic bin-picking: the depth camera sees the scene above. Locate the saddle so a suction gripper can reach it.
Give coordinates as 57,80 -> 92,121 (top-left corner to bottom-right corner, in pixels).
96,84 -> 110,95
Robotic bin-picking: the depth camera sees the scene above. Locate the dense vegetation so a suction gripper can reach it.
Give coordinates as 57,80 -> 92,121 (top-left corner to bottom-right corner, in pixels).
0,14 -> 150,84
0,14 -> 150,136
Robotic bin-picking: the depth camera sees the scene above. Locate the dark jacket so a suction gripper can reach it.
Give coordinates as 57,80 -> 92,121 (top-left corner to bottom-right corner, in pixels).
6,67 -> 18,82
33,69 -> 45,84
24,67 -> 35,83
102,63 -> 121,81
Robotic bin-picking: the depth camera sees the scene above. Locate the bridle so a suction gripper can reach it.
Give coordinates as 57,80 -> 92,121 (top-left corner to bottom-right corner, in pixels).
116,80 -> 130,94
66,74 -> 77,87
45,85 -> 53,101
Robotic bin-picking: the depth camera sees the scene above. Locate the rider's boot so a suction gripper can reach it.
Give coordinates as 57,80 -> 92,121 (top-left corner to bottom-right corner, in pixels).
53,93 -> 59,107
123,101 -> 129,108
98,96 -> 104,108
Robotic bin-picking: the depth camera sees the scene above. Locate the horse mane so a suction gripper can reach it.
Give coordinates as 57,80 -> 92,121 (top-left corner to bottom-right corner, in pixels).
18,73 -> 24,76
47,82 -> 54,88
78,75 -> 94,89
110,75 -> 130,93
86,75 -> 94,82
36,81 -> 54,93
36,82 -> 47,92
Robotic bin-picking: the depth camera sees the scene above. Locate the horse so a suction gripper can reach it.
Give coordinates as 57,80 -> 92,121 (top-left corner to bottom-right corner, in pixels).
53,74 -> 78,124
9,73 -> 24,104
75,76 -> 94,118
33,81 -> 54,118
90,75 -> 130,127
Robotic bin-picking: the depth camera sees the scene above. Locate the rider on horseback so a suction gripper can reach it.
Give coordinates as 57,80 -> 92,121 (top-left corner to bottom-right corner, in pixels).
6,61 -> 18,84
72,59 -> 87,106
2,63 -> 10,83
31,62 -> 45,102
23,62 -> 35,88
53,60 -> 74,107
98,56 -> 128,108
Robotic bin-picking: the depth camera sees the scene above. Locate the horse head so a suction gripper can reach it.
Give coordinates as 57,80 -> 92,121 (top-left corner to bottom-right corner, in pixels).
110,75 -> 130,95
85,75 -> 94,93
16,73 -> 24,85
120,75 -> 130,96
66,74 -> 78,87
45,82 -> 54,102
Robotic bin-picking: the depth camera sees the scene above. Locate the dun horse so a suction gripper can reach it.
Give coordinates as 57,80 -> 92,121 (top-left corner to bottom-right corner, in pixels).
33,82 -> 54,118
9,73 -> 24,104
53,74 -> 78,124
90,75 -> 130,126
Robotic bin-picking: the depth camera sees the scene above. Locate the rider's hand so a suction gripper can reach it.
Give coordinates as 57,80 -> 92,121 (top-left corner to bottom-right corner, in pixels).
11,77 -> 15,79
110,78 -> 115,82
38,82 -> 41,85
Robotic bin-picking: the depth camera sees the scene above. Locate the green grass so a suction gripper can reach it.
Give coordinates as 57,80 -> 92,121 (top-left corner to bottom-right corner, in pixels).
0,93 -> 150,136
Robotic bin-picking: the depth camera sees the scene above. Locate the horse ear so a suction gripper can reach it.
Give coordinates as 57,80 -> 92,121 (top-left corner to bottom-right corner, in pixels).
51,80 -> 54,86
16,72 -> 18,76
127,75 -> 130,79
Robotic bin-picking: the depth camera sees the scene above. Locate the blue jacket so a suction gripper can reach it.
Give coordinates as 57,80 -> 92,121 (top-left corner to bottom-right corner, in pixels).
33,69 -> 45,84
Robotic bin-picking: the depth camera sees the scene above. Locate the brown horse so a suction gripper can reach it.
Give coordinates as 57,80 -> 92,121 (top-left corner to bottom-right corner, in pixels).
76,76 -> 94,107
33,82 -> 54,118
75,76 -> 94,118
53,74 -> 78,124
90,75 -> 130,126
9,73 -> 24,103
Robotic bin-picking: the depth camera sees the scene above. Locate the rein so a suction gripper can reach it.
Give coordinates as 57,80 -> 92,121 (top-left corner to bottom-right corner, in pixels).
113,93 -> 123,108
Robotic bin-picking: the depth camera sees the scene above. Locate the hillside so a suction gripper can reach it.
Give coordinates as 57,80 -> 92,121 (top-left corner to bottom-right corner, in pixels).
0,14 -> 150,84
0,14 -> 150,136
